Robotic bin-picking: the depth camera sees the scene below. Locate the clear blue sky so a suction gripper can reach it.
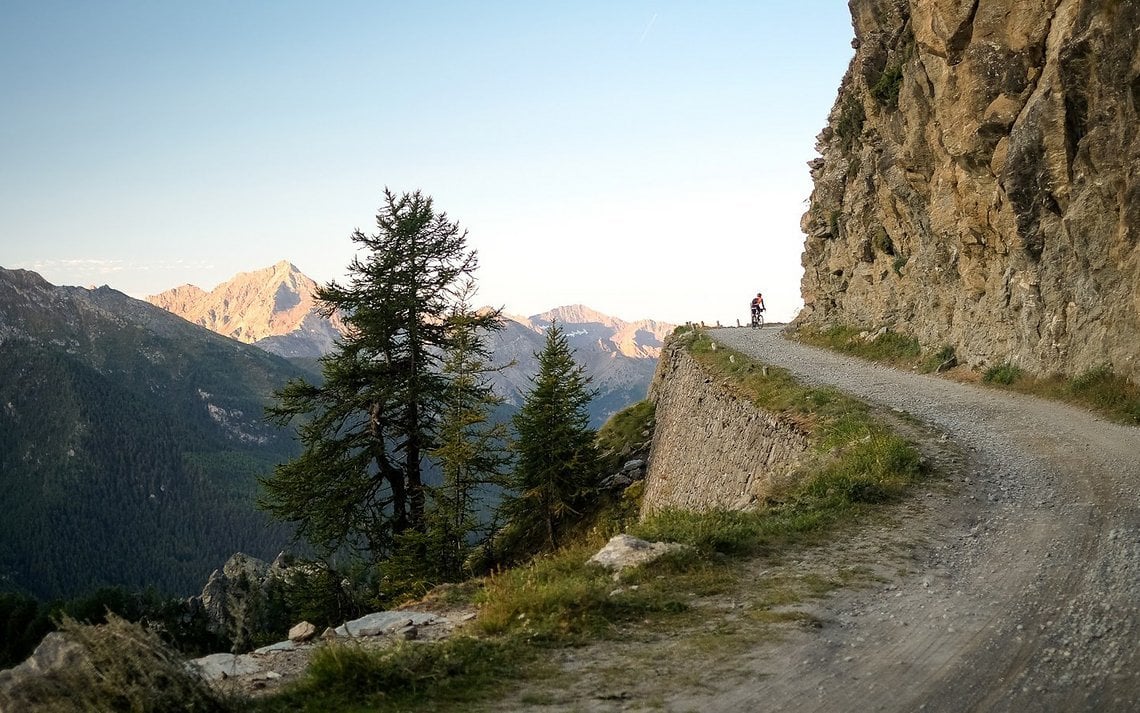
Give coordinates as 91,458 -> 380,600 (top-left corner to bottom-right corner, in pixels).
1,1 -> 853,325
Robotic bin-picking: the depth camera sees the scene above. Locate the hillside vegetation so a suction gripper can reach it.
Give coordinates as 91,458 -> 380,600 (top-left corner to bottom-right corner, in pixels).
0,268 -> 302,599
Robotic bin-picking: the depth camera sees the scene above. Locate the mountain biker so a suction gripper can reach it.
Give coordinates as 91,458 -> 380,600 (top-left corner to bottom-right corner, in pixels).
750,292 -> 766,318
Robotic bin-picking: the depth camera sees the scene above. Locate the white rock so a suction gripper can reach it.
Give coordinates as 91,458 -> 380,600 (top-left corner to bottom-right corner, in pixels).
190,653 -> 263,681
334,611 -> 440,638
587,534 -> 690,573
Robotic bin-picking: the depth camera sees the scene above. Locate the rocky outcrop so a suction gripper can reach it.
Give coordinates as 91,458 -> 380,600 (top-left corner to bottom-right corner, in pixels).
799,0 -> 1140,383
640,335 -> 811,514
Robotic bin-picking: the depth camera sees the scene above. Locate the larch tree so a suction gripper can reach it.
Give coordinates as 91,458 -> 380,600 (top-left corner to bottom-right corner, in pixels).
424,280 -> 511,580
260,189 -> 501,571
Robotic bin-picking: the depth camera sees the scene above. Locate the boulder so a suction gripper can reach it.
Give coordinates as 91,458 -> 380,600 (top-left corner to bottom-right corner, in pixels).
288,621 -> 317,643
190,653 -> 263,682
587,534 -> 690,573
0,632 -> 86,702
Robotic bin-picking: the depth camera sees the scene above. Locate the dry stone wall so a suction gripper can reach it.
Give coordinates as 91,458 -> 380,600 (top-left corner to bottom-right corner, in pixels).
641,336 -> 810,515
799,0 -> 1140,383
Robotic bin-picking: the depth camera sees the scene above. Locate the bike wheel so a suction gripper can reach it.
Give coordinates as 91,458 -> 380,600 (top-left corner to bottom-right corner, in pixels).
757,313 -> 764,328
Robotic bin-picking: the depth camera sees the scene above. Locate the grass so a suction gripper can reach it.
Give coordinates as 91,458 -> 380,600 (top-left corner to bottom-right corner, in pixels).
597,399 -> 654,454
254,637 -> 526,713
982,363 -> 1140,424
474,542 -> 706,645
1067,365 -> 1140,422
795,325 -> 922,367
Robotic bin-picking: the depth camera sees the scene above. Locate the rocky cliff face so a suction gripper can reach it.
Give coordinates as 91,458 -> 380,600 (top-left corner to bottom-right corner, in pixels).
640,336 -> 810,514
799,0 -> 1140,382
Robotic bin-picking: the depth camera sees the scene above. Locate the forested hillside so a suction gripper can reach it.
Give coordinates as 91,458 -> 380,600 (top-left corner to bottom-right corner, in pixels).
0,268 -> 304,599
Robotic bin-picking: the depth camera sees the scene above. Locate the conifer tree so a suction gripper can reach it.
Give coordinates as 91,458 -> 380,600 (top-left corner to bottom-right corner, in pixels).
508,321 -> 600,550
425,282 -> 511,580
260,189 -> 501,568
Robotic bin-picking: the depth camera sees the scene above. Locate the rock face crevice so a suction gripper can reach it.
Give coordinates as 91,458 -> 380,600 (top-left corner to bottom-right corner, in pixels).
640,338 -> 810,515
799,0 -> 1140,382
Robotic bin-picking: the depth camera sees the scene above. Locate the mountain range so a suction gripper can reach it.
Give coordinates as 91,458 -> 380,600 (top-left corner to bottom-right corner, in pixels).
0,267 -> 304,599
0,262 -> 670,599
147,262 -> 673,426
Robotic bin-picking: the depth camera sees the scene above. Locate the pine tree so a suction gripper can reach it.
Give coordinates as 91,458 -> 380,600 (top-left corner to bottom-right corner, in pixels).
260,189 -> 501,570
508,320 -> 600,550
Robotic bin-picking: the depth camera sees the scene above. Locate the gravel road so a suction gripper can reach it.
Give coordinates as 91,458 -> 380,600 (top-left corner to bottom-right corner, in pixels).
495,327 -> 1139,713
698,327 -> 1140,712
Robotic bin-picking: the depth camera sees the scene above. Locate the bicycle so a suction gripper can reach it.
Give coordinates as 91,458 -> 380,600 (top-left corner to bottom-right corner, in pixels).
750,307 -> 765,329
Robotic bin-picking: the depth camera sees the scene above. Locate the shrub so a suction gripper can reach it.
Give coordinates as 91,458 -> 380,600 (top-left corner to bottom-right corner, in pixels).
870,63 -> 904,109
836,96 -> 866,151
924,345 -> 957,373
983,363 -> 1024,385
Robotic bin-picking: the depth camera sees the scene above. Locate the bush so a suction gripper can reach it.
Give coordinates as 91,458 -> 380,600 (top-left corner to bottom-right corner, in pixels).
870,63 -> 904,109
836,96 -> 866,151
983,363 -> 1024,385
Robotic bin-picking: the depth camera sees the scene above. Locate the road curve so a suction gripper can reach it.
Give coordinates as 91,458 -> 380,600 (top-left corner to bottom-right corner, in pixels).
699,327 -> 1140,712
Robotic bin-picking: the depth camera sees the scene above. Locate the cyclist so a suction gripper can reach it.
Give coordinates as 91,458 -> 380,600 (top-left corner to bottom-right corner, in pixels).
750,292 -> 766,323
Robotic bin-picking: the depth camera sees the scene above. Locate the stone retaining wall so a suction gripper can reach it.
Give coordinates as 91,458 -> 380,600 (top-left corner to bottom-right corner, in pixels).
640,335 -> 810,515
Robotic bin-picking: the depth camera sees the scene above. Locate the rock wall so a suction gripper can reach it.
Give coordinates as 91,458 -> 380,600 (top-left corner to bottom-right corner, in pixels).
799,0 -> 1140,383
640,337 -> 810,515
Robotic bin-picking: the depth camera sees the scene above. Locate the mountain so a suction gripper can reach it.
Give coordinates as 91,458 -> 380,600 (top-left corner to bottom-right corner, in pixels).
150,264 -> 674,426
0,267 -> 304,599
491,305 -> 673,425
147,261 -> 343,359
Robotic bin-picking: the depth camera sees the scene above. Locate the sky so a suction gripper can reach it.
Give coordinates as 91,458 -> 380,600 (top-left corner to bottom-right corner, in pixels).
1,1 -> 854,326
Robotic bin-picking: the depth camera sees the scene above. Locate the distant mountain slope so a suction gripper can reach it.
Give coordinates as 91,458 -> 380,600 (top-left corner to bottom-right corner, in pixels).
0,267 -> 303,599
492,305 -> 673,424
147,261 -> 343,358
150,264 -> 674,426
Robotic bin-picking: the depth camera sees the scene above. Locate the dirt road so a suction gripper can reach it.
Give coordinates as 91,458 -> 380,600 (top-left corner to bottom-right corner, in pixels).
497,327 -> 1139,712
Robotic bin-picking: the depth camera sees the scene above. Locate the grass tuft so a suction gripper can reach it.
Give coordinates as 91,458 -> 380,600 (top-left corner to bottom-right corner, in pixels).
983,363 -> 1024,385
256,638 -> 524,713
